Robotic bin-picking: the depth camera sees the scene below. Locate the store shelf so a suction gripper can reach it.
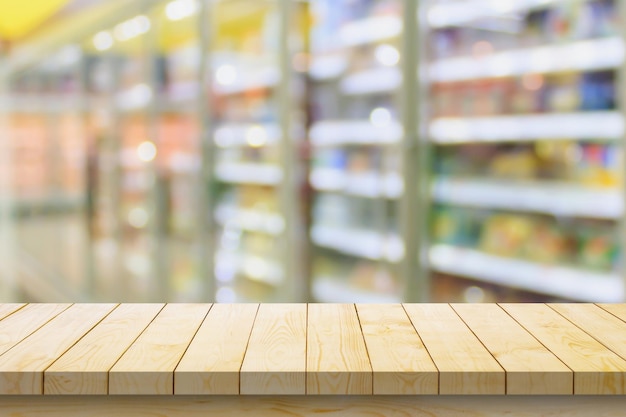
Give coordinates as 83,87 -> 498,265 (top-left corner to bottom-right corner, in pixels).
310,168 -> 403,199
340,67 -> 401,95
310,120 -> 402,146
115,84 -> 152,111
433,178 -> 621,219
214,163 -> 282,185
166,80 -> 199,103
213,67 -> 279,95
309,55 -> 348,80
430,37 -> 624,83
429,244 -> 623,302
216,250 -> 283,286
215,205 -> 285,235
430,111 -> 624,143
311,225 -> 404,262
214,123 -> 281,148
339,15 -> 402,47
428,0 -> 575,28
312,277 -> 399,303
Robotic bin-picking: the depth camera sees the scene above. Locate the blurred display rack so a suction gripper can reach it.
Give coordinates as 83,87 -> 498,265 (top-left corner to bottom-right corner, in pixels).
432,178 -> 622,219
0,0 -> 307,303
207,0 -> 306,302
2,0 -> 626,304
430,244 -> 623,303
425,0 -> 626,302
305,0 -> 428,303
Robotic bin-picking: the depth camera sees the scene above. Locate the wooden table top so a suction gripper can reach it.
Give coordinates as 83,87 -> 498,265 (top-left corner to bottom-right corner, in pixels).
0,303 -> 625,396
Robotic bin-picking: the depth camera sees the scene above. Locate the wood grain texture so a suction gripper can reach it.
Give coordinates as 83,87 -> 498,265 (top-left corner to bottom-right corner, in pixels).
1,395 -> 626,417
403,304 -> 505,395
551,304 -> 626,363
109,304 -> 211,395
501,303 -> 626,395
240,304 -> 307,394
0,304 -> 116,395
598,304 -> 626,325
0,304 -> 71,357
452,303 -> 572,395
175,304 -> 258,395
0,304 -> 25,321
45,304 -> 165,395
307,304 -> 372,395
356,304 -> 438,395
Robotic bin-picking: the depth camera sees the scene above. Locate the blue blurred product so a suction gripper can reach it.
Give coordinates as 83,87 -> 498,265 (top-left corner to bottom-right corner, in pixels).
579,71 -> 615,111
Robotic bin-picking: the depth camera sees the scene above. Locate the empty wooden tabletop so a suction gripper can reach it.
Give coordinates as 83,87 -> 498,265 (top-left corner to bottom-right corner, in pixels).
1,303 -> 626,395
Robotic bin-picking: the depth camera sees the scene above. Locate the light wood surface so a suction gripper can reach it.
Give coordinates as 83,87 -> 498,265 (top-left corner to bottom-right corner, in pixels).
0,303 -> 626,397
109,304 -> 211,395
240,304 -> 307,394
403,304 -> 505,395
356,304 -> 438,395
307,304 -> 372,394
551,304 -> 626,363
175,304 -> 259,395
0,304 -> 25,321
501,303 -> 626,394
0,304 -> 116,394
45,304 -> 165,395
598,304 -> 626,323
2,395 -> 626,417
452,303 -> 572,395
0,304 -> 71,357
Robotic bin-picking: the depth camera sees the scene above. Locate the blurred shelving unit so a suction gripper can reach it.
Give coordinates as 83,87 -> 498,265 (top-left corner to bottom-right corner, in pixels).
1,45 -> 92,302
307,0 -> 411,303
1,0 -> 626,305
207,0 -> 307,302
426,0 -> 626,302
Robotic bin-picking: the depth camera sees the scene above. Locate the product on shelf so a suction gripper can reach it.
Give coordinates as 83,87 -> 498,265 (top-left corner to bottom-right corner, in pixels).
432,206 -> 620,273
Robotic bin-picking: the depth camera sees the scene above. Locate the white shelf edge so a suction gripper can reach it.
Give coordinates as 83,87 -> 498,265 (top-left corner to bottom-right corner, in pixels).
339,15 -> 402,47
216,250 -> 283,286
213,67 -> 280,95
340,67 -> 401,95
429,244 -> 623,302
432,178 -> 622,219
430,37 -> 624,82
428,0 -> 570,28
311,225 -> 404,262
214,123 -> 281,148
215,205 -> 285,235
310,119 -> 403,145
312,278 -> 400,303
310,168 -> 403,199
214,163 -> 282,185
430,111 -> 624,142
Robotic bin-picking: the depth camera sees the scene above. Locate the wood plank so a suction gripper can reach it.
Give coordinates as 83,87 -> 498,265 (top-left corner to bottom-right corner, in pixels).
501,303 -> 626,394
356,304 -> 438,395
0,303 -> 116,395
0,304 -> 71,357
598,304 -> 626,325
0,304 -> 26,321
452,303 -> 572,395
240,304 -> 306,394
175,304 -> 258,395
551,304 -> 626,363
109,303 -> 211,395
44,303 -> 165,395
307,304 -> 372,395
403,303 -> 505,394
3,395 -> 626,417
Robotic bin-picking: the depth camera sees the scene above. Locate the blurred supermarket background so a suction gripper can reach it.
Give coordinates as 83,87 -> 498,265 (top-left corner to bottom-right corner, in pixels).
0,0 -> 624,303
